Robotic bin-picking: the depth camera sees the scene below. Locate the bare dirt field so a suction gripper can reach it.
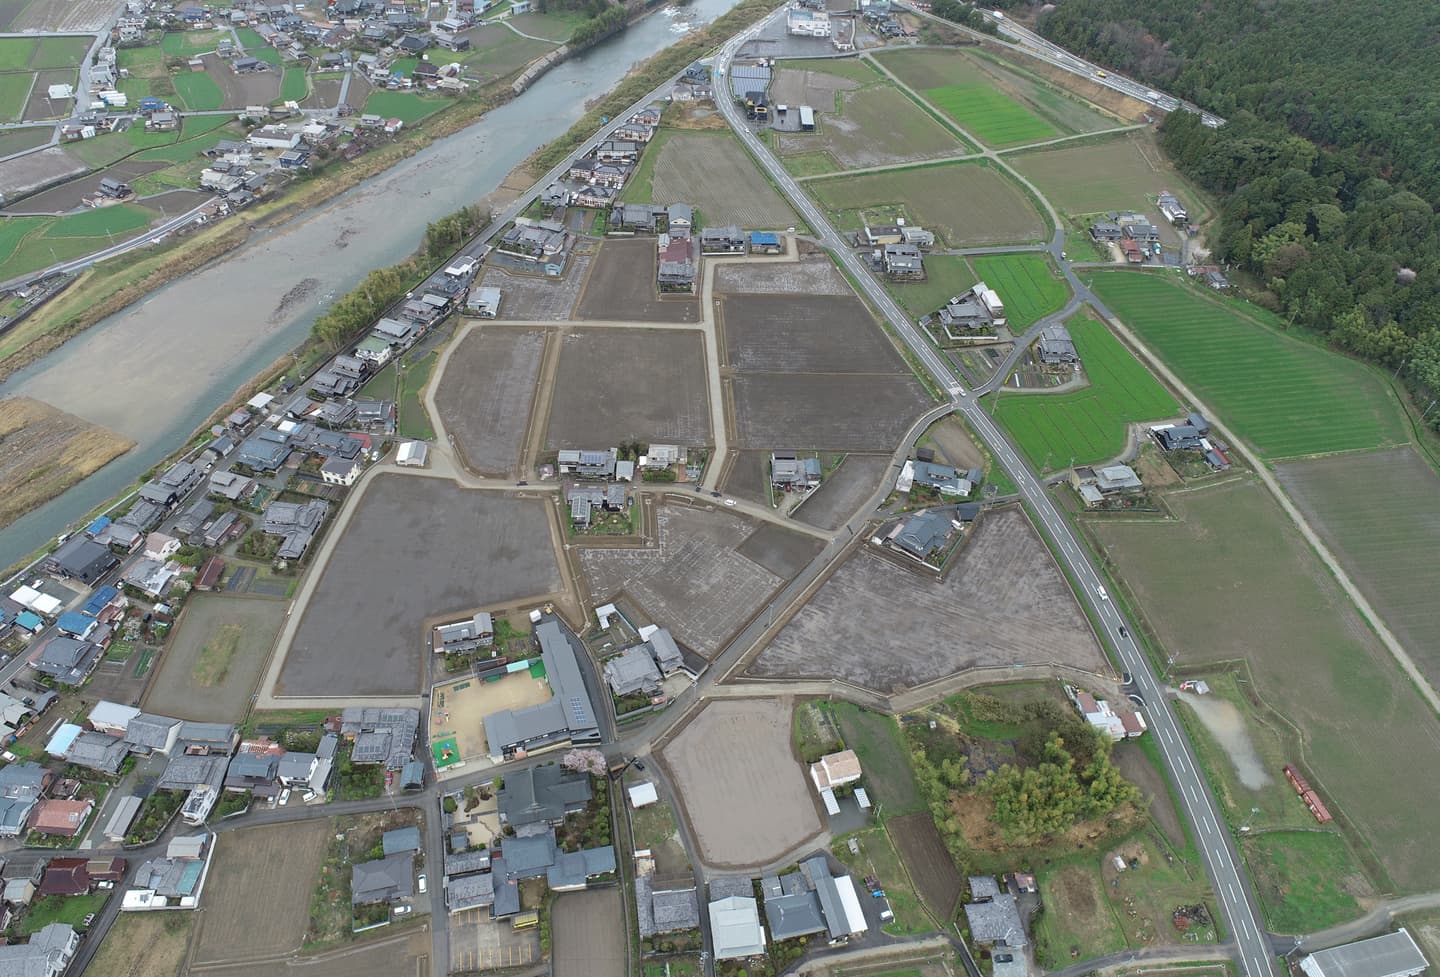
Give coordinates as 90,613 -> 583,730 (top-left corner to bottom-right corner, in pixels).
575,239 -> 699,322
263,934 -> 427,977
720,448 -> 772,506
1275,446 -> 1440,690
721,292 -> 932,451
22,69 -> 75,121
205,54 -> 281,108
9,0 -> 115,31
922,414 -> 985,471
890,812 -> 963,918
735,522 -> 824,578
0,396 -> 132,531
1114,740 -> 1185,849
279,476 -> 562,696
86,912 -> 191,977
715,256 -> 851,296
661,698 -> 821,868
580,503 -> 785,658
432,671 -> 552,764
648,131 -> 798,228
794,453 -> 896,531
303,75 -> 344,110
776,84 -> 965,169
436,326 -> 547,475
731,372 -> 932,451
544,328 -> 710,449
722,294 -> 907,374
8,159 -> 165,214
193,820 -> 330,965
748,507 -> 1105,692
478,254 -> 591,321
0,146 -> 88,202
770,63 -> 864,108
553,889 -> 626,977
136,187 -> 209,213
144,594 -> 286,722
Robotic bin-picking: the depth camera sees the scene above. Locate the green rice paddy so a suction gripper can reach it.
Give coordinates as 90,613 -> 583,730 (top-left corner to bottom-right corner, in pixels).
1087,271 -> 1408,459
995,314 -> 1179,471
971,252 -> 1068,328
920,84 -> 1057,146
172,71 -> 223,111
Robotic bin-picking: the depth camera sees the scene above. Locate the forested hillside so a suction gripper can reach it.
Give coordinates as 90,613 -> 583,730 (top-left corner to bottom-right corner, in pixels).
1031,0 -> 1440,407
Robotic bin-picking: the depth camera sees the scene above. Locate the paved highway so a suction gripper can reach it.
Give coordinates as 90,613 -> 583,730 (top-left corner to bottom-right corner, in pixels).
715,17 -> 1272,977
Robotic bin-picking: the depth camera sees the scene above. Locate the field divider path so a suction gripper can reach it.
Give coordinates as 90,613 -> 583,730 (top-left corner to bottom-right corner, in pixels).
1094,294 -> 1440,718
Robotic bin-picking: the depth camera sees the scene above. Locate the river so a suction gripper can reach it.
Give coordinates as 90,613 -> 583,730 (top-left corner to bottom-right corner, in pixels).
0,0 -> 735,571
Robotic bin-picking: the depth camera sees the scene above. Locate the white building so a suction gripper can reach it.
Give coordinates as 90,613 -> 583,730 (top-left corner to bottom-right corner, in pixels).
786,5 -> 831,36
1301,931 -> 1430,977
709,896 -> 766,959
396,441 -> 428,467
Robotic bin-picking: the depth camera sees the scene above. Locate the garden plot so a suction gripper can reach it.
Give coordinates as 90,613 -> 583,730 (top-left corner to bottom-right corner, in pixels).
435,327 -> 547,475
143,595 -> 285,722
580,503 -> 786,658
1276,447 -> 1440,691
748,507 -> 1104,692
660,698 -> 822,868
810,162 -> 1046,246
645,130 -> 798,228
279,476 -> 562,696
575,239 -> 699,322
1091,477 -> 1440,893
544,328 -> 710,449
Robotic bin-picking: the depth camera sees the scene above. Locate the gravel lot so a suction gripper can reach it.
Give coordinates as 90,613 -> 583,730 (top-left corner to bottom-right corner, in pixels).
715,257 -> 852,296
731,373 -> 932,450
575,239 -> 699,322
661,698 -> 822,868
478,254 -> 590,321
545,328 -> 711,449
581,503 -> 784,658
794,453 -> 897,530
436,327 -> 547,475
279,476 -> 562,695
748,507 -> 1104,691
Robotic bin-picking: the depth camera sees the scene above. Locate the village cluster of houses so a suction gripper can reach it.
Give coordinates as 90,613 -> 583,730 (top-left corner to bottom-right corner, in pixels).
859,221 -> 936,281
553,444 -> 690,526
1149,412 -> 1231,471
931,281 -> 1007,337
705,855 -> 869,960
1088,193 -> 1187,265
876,502 -> 980,564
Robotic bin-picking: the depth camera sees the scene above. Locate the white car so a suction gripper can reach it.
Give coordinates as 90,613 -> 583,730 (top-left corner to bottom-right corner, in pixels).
278,788 -> 291,806
418,874 -> 427,894
723,498 -> 737,506
394,905 -> 413,916
1096,585 -> 1110,601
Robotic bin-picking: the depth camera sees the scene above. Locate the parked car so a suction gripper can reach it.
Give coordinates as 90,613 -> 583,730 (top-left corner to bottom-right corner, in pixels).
278,787 -> 291,806
394,905 -> 412,916
418,874 -> 427,894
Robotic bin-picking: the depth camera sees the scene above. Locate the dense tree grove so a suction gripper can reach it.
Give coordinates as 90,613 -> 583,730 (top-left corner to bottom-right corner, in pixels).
984,730 -> 1138,845
929,0 -> 998,34
1035,0 -> 1440,411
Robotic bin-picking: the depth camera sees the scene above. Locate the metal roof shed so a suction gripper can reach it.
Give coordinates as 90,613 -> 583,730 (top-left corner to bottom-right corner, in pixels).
1301,931 -> 1430,977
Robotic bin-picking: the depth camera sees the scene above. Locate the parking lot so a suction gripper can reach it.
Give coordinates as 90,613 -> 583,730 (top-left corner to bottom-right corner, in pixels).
580,502 -> 786,658
544,328 -> 711,449
448,906 -> 540,972
748,507 -> 1106,692
278,475 -> 563,696
575,239 -> 700,322
661,698 -> 822,868
435,326 -> 548,475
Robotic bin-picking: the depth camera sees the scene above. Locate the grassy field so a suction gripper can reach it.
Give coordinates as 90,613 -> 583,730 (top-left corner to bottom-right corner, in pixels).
161,30 -> 227,57
0,125 -> 49,155
995,313 -> 1178,471
891,254 -> 976,318
363,90 -> 449,124
0,72 -> 30,122
173,70 -> 224,110
1242,831 -> 1365,933
0,204 -> 160,279
1275,447 -> 1440,692
923,84 -> 1056,146
1088,271 -> 1408,459
84,912 -> 191,977
1090,477 -> 1440,893
832,826 -> 933,936
833,702 -> 923,816
1011,131 -> 1207,219
279,67 -> 307,102
810,162 -> 1046,246
625,128 -> 798,229
398,350 -> 437,440
0,35 -> 87,71
971,253 -> 1068,329
14,892 -> 108,936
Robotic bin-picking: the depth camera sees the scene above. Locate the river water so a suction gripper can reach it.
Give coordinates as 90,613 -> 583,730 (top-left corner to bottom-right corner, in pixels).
0,0 -> 734,570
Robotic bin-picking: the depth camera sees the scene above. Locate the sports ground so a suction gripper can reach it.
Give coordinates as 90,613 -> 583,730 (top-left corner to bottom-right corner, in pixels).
431,664 -> 551,769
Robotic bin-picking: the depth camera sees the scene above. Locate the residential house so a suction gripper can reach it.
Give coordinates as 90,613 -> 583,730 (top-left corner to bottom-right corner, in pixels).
43,536 -> 117,585
566,484 -> 626,528
320,456 -> 361,486
260,498 -> 329,561
497,220 -> 570,261
614,120 -> 655,143
882,243 -> 924,279
863,224 -> 904,246
896,460 -> 970,497
636,876 -> 700,937
1070,464 -> 1143,506
603,645 -> 663,698
594,140 -> 640,164
571,184 -> 617,209
123,713 -> 182,755
557,448 -> 618,479
39,858 -> 94,897
351,852 -> 414,904
383,827 -> 422,856
666,203 -> 693,234
646,628 -> 685,675
396,441 -> 428,467
891,508 -> 956,560
1157,191 -> 1187,224
372,317 -> 417,347
771,451 -> 821,490
435,612 -> 494,652
750,231 -> 782,254
630,105 -> 663,127
809,750 -> 861,791
202,511 -> 240,549
209,470 -> 257,501
1066,686 -> 1145,740
235,428 -> 291,472
89,701 -> 138,735
496,764 -> 591,828
658,237 -> 696,293
122,558 -> 180,600
144,532 -> 181,561
467,286 -> 502,318
30,799 -> 94,838
65,730 -> 130,775
0,764 -> 51,838
610,202 -> 664,234
1089,221 -> 1123,242
1154,424 -> 1204,451
710,895 -> 766,959
0,923 -> 79,977
224,753 -> 280,795
1123,221 -> 1160,244
1036,324 -> 1078,365
355,336 -> 394,366
700,225 -> 746,255
339,707 -> 421,770
34,637 -> 102,686
964,875 -> 1027,947
172,499 -> 215,537
54,612 -> 97,641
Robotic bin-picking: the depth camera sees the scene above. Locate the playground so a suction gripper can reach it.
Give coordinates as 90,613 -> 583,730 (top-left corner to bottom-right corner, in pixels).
430,664 -> 552,773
